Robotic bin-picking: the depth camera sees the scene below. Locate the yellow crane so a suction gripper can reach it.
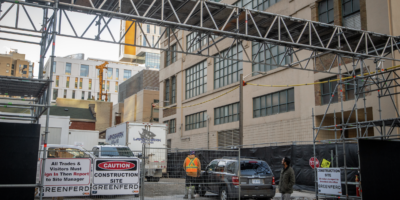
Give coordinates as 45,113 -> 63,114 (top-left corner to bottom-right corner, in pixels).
96,61 -> 109,101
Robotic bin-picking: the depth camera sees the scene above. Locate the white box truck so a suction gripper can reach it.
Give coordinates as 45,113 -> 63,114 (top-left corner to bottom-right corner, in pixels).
104,122 -> 167,182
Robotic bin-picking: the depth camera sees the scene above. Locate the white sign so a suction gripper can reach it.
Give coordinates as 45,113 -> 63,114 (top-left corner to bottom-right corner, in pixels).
106,123 -> 127,145
92,158 -> 140,195
317,168 -> 342,195
39,158 -> 91,197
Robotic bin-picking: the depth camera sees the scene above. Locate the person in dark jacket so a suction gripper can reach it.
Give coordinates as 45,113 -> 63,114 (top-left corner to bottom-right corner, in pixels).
279,157 -> 295,200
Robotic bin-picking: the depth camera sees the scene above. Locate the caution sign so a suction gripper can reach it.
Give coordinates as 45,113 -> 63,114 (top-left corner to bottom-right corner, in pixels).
92,158 -> 140,195
317,168 -> 342,195
39,158 -> 91,197
321,159 -> 331,168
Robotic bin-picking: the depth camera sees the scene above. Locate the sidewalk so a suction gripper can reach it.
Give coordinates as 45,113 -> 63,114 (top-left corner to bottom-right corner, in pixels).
273,190 -> 316,200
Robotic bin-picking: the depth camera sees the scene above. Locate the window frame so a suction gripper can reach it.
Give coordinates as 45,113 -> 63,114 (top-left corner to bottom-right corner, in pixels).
123,69 -> 131,81
318,0 -> 334,24
80,64 -> 89,77
342,0 -> 360,18
186,61 -> 207,99
171,76 -> 176,104
165,79 -> 170,106
65,63 -> 72,75
252,42 -> 291,74
253,88 -> 295,118
214,45 -> 243,89
214,102 -> 240,125
321,77 -> 339,105
185,111 -> 207,131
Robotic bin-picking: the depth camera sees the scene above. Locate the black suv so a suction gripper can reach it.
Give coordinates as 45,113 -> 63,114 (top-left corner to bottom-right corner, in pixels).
198,157 -> 276,200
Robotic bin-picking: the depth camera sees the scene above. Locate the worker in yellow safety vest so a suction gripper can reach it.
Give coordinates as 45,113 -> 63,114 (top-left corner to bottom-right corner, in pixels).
183,151 -> 201,199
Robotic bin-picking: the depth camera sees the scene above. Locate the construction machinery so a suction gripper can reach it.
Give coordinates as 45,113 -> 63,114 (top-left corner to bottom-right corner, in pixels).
95,61 -> 109,101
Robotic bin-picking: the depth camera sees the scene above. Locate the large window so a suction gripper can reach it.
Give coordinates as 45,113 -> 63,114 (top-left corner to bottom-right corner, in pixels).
321,77 -> 338,105
166,44 -> 177,66
123,70 -> 131,81
81,91 -> 85,100
342,0 -> 361,29
185,111 -> 207,131
147,24 -> 150,33
63,90 -> 67,98
154,25 -> 156,34
165,79 -> 170,106
72,90 -> 76,99
235,0 -> 281,11
252,42 -> 291,73
116,69 -> 119,80
186,61 -> 207,99
171,76 -> 176,104
107,81 -> 110,91
89,79 -> 92,90
52,61 -> 56,73
56,76 -> 59,87
80,65 -> 89,77
53,89 -> 58,100
253,88 -> 294,118
115,82 -> 118,92
215,102 -> 239,125
79,78 -> 83,89
65,63 -> 71,75
145,53 -> 160,69
107,68 -> 113,79
75,77 -> 78,89
164,119 -> 176,134
346,70 -> 364,101
319,0 -> 334,24
66,77 -> 70,88
88,92 -> 91,99
214,45 -> 243,89
186,32 -> 208,53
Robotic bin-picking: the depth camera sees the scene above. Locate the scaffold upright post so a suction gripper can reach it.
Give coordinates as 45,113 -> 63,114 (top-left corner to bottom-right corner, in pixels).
39,0 -> 58,199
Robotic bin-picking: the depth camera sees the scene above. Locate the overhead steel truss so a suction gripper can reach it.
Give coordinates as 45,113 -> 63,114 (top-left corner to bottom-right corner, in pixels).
0,0 -> 400,75
1,1 -> 400,200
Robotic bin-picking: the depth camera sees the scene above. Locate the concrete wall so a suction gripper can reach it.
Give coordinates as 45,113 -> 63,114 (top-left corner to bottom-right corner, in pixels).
56,98 -> 112,132
159,0 -> 400,149
124,94 -> 137,122
123,89 -> 160,123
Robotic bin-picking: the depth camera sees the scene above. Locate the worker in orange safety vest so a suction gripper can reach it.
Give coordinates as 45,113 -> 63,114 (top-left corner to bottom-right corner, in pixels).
183,151 -> 201,199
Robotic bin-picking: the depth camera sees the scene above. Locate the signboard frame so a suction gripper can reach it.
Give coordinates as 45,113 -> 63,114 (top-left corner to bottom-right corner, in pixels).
317,168 -> 342,195
92,158 -> 140,195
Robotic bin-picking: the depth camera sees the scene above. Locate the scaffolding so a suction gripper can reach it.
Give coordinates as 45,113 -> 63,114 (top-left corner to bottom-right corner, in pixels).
0,0 -> 400,200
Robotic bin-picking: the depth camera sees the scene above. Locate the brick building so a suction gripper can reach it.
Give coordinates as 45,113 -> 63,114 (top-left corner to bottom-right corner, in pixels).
159,0 -> 400,149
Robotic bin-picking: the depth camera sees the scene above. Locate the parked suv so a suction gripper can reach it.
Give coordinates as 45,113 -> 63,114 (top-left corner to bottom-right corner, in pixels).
199,157 -> 275,200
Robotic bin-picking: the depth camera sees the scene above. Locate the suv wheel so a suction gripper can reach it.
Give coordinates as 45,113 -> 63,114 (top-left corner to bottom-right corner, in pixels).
197,184 -> 206,197
219,187 -> 228,200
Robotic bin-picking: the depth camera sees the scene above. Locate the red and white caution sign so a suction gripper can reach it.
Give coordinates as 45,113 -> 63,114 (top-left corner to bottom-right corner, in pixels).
309,157 -> 320,169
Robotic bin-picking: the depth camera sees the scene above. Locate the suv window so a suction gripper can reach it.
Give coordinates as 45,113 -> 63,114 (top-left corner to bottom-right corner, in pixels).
206,160 -> 219,172
226,161 -> 236,174
48,148 -> 86,158
215,161 -> 226,172
240,161 -> 272,176
101,147 -> 134,157
92,147 -> 99,157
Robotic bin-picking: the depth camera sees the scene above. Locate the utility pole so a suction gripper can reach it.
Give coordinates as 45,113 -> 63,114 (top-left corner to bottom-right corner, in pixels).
239,74 -> 244,145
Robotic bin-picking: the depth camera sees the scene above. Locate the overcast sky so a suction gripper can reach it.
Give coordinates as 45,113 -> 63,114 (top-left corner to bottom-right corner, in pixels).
0,3 -> 121,78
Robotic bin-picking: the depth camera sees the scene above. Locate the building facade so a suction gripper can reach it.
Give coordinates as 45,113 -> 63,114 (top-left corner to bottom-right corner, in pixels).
0,49 -> 33,78
44,54 -> 146,105
113,70 -> 160,125
119,21 -> 162,69
159,0 -> 400,149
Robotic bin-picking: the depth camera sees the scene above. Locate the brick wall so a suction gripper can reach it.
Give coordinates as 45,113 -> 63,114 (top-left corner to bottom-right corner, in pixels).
163,107 -> 176,118
70,121 -> 95,130
314,54 -> 353,73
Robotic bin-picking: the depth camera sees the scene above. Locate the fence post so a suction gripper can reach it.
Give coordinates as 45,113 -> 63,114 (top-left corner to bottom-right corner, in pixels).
238,147 -> 241,200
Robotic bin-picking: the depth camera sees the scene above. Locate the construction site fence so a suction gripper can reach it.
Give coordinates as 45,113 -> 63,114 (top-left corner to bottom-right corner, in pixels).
167,143 -> 359,196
